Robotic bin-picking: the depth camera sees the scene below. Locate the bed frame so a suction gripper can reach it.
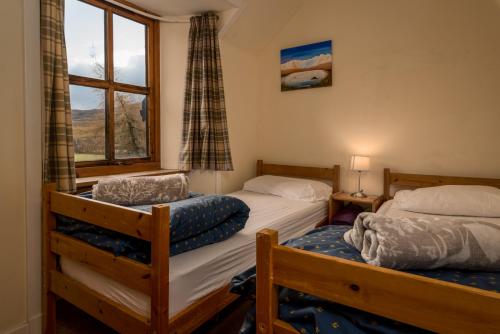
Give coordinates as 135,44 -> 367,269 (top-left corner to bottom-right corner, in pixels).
42,160 -> 340,334
256,168 -> 500,334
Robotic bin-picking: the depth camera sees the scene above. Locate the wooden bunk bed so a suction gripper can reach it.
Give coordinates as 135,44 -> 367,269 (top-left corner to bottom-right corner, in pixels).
42,160 -> 340,334
256,168 -> 500,334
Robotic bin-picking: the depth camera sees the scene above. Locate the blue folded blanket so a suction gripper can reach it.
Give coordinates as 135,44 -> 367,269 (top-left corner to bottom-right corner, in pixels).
56,193 -> 250,263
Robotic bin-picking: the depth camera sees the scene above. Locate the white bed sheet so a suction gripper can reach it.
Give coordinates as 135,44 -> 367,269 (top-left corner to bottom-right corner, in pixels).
60,190 -> 327,318
378,199 -> 500,225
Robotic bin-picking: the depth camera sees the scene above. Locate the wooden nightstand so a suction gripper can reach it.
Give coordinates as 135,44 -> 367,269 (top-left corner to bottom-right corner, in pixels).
328,192 -> 383,223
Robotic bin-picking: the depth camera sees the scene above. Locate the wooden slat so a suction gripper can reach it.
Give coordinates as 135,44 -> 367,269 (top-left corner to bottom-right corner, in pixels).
50,191 -> 152,240
76,162 -> 162,178
50,231 -> 151,294
114,81 -> 150,95
50,270 -> 150,334
256,160 -> 264,176
273,320 -> 298,334
384,168 -> 500,199
169,285 -> 239,334
151,205 -> 170,334
69,75 -> 110,89
272,245 -> 500,334
106,7 -> 115,162
390,171 -> 500,189
43,184 -> 57,334
261,162 -> 337,182
257,160 -> 340,192
383,168 -> 391,200
151,20 -> 161,162
256,229 -> 279,334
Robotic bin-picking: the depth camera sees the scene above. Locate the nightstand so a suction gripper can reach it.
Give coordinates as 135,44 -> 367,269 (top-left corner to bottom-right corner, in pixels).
333,192 -> 383,212
328,192 -> 383,224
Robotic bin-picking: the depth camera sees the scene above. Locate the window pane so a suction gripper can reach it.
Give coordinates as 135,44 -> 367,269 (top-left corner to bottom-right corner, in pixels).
114,92 -> 148,159
70,85 -> 106,162
113,14 -> 146,86
65,0 -> 105,79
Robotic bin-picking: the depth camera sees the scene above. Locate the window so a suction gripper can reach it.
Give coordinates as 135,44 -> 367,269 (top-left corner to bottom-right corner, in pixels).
65,0 -> 159,172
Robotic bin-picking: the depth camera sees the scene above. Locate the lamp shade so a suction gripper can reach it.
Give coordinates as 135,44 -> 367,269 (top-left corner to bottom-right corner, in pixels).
350,155 -> 370,171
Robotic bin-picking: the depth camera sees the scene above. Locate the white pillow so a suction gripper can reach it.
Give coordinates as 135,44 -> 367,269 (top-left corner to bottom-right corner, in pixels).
394,185 -> 500,217
243,175 -> 332,202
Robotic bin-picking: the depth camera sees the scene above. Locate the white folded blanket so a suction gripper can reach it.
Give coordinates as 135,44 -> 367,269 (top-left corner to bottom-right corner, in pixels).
92,173 -> 189,206
344,212 -> 500,271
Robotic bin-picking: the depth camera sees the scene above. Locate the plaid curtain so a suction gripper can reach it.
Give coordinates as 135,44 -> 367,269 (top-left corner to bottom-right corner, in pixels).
41,0 -> 76,193
179,13 -> 234,171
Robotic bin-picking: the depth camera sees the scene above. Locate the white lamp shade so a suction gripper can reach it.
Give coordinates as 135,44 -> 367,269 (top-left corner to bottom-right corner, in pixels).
350,155 -> 370,171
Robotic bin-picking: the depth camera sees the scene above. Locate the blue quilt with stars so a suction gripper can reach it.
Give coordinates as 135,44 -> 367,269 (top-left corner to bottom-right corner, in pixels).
231,225 -> 500,334
56,193 -> 250,263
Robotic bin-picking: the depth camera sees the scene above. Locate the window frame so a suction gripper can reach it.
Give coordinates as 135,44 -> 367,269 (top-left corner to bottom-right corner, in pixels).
68,0 -> 161,176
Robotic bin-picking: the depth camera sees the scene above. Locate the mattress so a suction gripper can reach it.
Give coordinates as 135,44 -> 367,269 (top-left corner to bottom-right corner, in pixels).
378,199 -> 500,224
60,190 -> 327,318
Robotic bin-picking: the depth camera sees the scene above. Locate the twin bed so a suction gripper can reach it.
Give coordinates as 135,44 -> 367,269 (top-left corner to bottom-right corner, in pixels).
42,160 -> 340,334
43,162 -> 500,334
255,169 -> 500,334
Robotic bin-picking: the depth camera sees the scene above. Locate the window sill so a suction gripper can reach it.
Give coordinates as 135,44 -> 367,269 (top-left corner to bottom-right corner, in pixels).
76,168 -> 183,190
76,161 -> 163,178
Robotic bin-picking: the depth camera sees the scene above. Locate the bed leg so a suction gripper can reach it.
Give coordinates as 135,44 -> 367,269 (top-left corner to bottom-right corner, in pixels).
42,183 -> 57,334
256,229 -> 279,334
151,205 -> 170,334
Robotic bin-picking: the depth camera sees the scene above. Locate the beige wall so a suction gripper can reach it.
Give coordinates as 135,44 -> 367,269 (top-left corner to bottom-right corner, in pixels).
0,0 -> 27,332
160,22 -> 259,194
255,0 -> 500,195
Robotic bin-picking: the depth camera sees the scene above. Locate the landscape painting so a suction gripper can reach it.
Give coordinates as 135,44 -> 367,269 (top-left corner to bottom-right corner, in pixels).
280,40 -> 333,91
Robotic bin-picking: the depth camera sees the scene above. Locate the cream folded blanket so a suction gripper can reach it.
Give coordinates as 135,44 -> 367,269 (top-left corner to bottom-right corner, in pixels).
344,212 -> 500,271
92,173 -> 189,206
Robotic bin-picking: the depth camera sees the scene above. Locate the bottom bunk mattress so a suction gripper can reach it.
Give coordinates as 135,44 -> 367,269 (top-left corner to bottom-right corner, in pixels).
231,225 -> 500,334
60,190 -> 328,318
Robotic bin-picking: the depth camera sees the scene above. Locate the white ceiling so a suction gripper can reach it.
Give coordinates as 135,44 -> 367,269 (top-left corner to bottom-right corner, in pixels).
127,0 -> 304,51
129,0 -> 237,16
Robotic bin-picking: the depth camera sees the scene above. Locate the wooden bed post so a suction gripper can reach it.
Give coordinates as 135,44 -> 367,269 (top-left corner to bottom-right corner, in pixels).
42,183 -> 57,334
332,164 -> 340,193
257,160 -> 263,176
151,205 -> 170,334
327,165 -> 341,224
256,229 -> 278,334
383,168 -> 391,201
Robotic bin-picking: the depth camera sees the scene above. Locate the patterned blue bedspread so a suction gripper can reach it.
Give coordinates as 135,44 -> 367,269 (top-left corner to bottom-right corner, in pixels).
56,193 -> 250,263
231,225 -> 500,334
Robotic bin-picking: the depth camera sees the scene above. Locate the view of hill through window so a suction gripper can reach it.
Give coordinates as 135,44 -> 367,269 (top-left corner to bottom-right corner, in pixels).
65,0 -> 149,163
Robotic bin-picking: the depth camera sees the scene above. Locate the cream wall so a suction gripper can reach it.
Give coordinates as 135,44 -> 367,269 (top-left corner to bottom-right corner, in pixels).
256,0 -> 500,195
160,22 -> 259,194
0,1 -> 28,333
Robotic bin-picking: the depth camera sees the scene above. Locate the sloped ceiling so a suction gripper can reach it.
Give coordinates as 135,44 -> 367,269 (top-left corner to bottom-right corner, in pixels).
220,0 -> 303,51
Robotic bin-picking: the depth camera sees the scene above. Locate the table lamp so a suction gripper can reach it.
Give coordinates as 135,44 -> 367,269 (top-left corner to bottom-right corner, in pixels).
350,155 -> 370,198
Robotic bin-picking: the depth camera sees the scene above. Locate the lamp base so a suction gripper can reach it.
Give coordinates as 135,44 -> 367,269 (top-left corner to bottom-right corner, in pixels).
350,191 -> 367,198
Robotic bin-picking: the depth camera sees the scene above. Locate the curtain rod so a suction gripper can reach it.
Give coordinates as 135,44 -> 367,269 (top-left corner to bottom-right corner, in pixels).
106,0 -> 191,23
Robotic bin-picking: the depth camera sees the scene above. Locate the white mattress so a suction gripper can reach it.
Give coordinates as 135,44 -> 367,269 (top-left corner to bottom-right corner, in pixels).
60,190 -> 327,318
378,199 -> 500,225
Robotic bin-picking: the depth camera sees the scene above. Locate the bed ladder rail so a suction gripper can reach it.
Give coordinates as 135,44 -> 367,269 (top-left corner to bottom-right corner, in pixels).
43,184 -> 171,334
256,228 -> 500,334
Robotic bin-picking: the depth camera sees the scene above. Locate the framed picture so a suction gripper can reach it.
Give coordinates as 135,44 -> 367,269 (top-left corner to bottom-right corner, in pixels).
280,40 -> 333,91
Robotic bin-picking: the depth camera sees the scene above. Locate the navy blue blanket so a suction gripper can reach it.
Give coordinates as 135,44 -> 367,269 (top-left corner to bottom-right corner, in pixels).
231,225 -> 500,334
57,193 -> 250,263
